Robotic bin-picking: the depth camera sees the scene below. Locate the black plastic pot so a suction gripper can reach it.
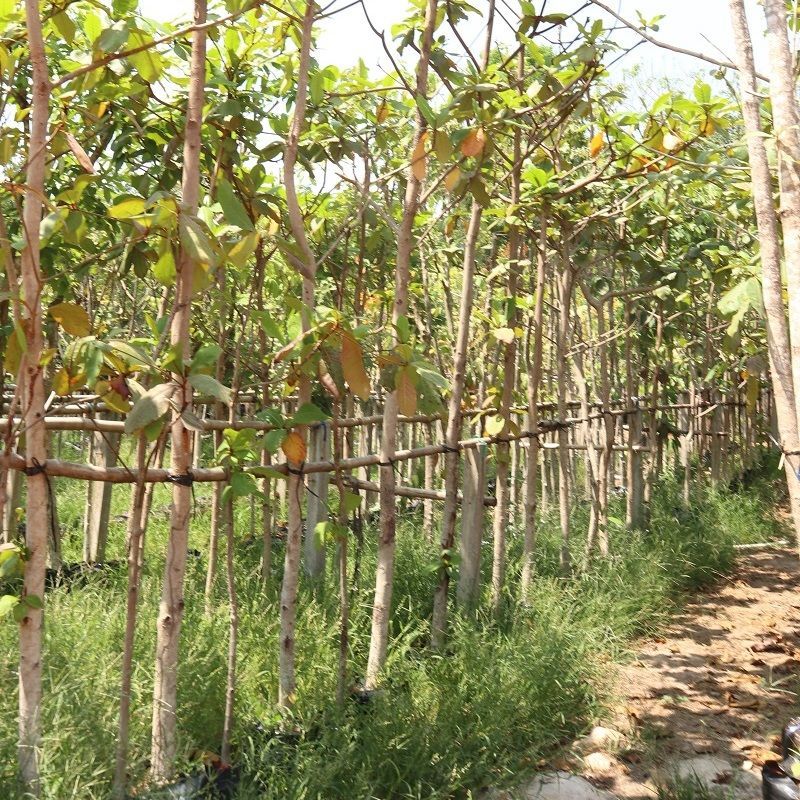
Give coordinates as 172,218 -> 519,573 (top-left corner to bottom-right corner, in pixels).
763,761 -> 800,800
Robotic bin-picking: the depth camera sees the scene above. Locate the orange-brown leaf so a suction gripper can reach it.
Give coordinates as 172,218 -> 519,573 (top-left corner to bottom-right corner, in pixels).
461,128 -> 486,158
282,431 -> 307,464
376,101 -> 389,123
411,133 -> 428,181
341,333 -> 371,401
396,367 -> 417,416
66,132 -> 96,174
443,166 -> 461,193
318,358 -> 341,401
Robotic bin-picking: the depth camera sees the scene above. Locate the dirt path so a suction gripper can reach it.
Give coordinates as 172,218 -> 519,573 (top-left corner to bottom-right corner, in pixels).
588,546 -> 800,797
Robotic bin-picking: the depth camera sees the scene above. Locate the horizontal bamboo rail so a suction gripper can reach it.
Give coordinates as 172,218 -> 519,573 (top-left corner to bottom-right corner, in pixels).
343,476 -> 497,507
0,400 -> 744,435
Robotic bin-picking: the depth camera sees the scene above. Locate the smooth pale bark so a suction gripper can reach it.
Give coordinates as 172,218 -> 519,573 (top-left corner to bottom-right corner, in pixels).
150,0 -> 207,780
331,403 -> 350,706
279,0 -> 317,709
594,295 -> 614,556
456,445 -> 486,608
556,247 -> 574,572
365,0 -> 438,689
83,429 -> 119,562
490,41 -> 521,614
112,436 -> 149,800
521,223 -> 547,599
18,3 -> 51,793
304,423 -> 330,580
729,0 -> 800,540
624,299 -> 645,530
204,268 -> 228,610
432,203 -> 483,645
764,0 -> 800,435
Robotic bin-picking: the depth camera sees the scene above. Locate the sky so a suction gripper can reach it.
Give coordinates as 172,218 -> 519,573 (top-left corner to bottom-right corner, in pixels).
137,0 -> 773,85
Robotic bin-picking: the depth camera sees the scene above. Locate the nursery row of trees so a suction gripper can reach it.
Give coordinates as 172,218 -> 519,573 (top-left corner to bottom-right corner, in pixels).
2,0 -> 799,795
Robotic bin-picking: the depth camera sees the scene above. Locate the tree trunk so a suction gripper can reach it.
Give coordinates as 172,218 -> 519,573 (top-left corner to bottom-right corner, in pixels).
112,435 -> 149,799
18,3 -> 51,794
365,0 -> 438,689
729,0 -> 800,541
521,222 -> 547,599
278,0 -> 316,710
764,0 -> 800,436
150,0 -> 207,780
556,242 -> 574,572
432,202 -> 483,646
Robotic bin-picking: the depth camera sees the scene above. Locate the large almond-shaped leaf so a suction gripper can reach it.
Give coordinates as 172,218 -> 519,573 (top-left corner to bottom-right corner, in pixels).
49,302 -> 91,336
188,373 -> 232,406
124,383 -> 175,434
341,332 -> 371,401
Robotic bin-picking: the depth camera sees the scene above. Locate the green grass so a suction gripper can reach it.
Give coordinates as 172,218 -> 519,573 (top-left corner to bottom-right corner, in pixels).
0,450 -> 786,799
656,775 -> 745,800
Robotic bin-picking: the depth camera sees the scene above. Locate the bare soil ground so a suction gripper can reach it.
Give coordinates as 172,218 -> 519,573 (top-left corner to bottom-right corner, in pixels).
587,546 -> 800,797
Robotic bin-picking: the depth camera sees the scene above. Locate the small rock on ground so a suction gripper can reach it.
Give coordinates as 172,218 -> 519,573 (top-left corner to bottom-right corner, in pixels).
662,756 -> 762,799
492,771 -> 619,799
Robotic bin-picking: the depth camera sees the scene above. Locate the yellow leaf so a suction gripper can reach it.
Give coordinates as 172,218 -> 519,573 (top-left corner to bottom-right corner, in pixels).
341,333 -> 371,401
376,101 -> 389,123
662,131 -> 682,151
492,327 -> 515,344
65,132 -> 95,174
701,117 -> 715,136
411,133 -> 428,181
461,127 -> 486,158
4,322 -> 26,376
396,367 -> 417,416
48,302 -> 90,336
53,368 -> 71,397
484,414 -> 505,437
108,197 -> 146,219
589,131 -> 604,158
104,389 -> 131,413
433,130 -> 452,160
746,375 -> 759,415
443,166 -> 461,193
282,430 -> 307,464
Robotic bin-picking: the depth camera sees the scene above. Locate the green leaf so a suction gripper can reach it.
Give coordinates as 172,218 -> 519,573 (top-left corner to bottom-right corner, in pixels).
124,383 -> 174,434
416,95 -> 436,127
0,594 -> 18,618
52,11 -> 76,44
247,465 -> 285,480
396,315 -> 411,344
290,403 -> 329,425
108,196 -> 146,219
188,373 -> 232,406
341,489 -> 361,514
179,216 -> 217,267
128,29 -> 164,82
230,471 -> 258,497
227,231 -> 260,268
180,409 -> 206,432
263,429 -> 286,453
189,344 -> 222,373
24,594 -> 43,609
217,178 -> 254,231
153,247 -> 176,286
97,23 -> 129,53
